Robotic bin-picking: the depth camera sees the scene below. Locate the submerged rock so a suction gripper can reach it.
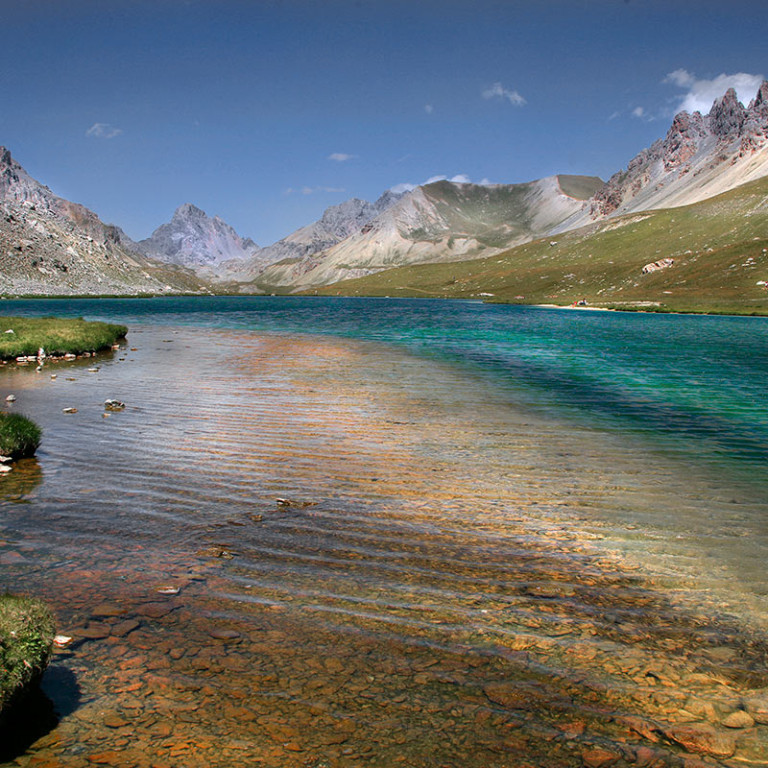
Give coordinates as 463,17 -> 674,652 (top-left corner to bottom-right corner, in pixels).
663,722 -> 736,757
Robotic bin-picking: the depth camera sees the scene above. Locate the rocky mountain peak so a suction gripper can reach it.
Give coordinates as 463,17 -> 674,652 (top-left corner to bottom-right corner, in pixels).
709,87 -> 746,139
173,202 -> 207,221
749,80 -> 768,111
137,203 -> 259,270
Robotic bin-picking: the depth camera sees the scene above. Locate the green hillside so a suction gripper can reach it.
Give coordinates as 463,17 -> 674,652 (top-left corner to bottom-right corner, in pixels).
310,175 -> 768,315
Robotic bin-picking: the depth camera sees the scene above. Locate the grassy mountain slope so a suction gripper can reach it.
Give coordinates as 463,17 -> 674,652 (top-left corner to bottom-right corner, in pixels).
309,175 -> 768,315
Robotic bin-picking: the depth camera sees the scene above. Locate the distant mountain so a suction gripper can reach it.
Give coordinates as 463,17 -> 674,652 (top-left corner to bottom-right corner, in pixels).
234,191 -> 404,282
252,175 -> 602,290
0,148 -> 205,296
137,203 -> 260,276
554,80 -> 768,233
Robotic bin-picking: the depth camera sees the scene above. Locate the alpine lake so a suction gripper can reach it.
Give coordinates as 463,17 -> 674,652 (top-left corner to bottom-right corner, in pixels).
1,296 -> 767,768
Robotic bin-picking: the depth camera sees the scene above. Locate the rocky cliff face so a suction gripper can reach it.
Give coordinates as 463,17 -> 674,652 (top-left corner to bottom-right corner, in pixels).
137,203 -> 260,274
0,148 -> 204,296
585,81 -> 768,221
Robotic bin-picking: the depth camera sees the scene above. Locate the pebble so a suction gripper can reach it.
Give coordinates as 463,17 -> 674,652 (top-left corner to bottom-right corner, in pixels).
581,747 -> 620,767
62,407 -> 78,413
5,394 -> 15,402
91,602 -> 128,617
111,619 -> 141,637
722,709 -> 754,728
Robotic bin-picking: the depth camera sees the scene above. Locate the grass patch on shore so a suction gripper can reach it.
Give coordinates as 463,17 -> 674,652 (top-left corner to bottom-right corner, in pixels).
0,594 -> 54,714
0,316 -> 127,359
0,414 -> 41,459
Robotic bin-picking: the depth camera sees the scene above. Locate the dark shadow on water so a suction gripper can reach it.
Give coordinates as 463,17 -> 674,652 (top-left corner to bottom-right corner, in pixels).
0,665 -> 80,762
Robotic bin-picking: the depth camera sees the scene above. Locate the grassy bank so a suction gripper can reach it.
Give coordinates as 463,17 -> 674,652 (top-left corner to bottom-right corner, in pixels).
0,316 -> 127,359
0,595 -> 55,714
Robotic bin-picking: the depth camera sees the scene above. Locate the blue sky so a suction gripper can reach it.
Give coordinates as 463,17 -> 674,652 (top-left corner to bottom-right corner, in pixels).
1,0 -> 766,245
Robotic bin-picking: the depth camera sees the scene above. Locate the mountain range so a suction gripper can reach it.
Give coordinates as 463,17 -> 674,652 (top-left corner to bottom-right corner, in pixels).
2,81 -> 768,299
0,148 -> 205,296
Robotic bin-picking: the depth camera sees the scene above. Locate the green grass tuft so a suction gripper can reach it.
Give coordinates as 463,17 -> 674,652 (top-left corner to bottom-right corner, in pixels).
0,414 -> 41,459
0,594 -> 55,714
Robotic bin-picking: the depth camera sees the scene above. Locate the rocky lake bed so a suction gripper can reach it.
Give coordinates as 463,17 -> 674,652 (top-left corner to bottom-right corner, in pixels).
0,301 -> 767,767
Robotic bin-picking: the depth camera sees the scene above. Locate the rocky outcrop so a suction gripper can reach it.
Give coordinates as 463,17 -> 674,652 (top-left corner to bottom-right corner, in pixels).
0,148 -> 206,296
587,81 -> 768,221
137,203 -> 260,273
641,258 -> 674,274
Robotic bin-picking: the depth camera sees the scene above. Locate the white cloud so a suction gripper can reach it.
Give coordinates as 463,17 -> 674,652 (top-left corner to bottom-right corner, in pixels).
632,106 -> 645,118
482,82 -> 526,107
85,122 -> 122,139
664,69 -> 765,114
391,174 -> 489,193
424,104 -> 434,114
328,152 -> 355,162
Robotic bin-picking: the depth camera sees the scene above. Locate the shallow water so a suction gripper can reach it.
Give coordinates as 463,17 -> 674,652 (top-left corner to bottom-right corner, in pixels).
0,299 -> 767,767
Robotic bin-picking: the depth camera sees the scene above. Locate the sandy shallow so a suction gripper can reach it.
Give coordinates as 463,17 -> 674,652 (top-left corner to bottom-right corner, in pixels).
0,325 -> 766,767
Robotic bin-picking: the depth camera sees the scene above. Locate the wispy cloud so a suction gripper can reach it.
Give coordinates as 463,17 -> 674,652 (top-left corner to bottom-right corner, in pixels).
85,122 -> 122,139
424,104 -> 434,114
328,152 -> 355,162
285,186 -> 346,196
664,69 -> 765,114
482,82 -> 526,107
630,106 -> 655,122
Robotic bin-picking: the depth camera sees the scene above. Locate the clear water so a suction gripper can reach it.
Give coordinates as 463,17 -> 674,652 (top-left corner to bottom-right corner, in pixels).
0,297 -> 766,767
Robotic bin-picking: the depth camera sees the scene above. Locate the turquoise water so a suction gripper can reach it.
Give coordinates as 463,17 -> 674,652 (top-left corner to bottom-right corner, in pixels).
5,296 -> 768,480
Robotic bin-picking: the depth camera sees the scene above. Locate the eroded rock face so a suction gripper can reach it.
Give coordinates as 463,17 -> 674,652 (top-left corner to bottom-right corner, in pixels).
663,111 -> 707,170
590,80 -> 768,219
